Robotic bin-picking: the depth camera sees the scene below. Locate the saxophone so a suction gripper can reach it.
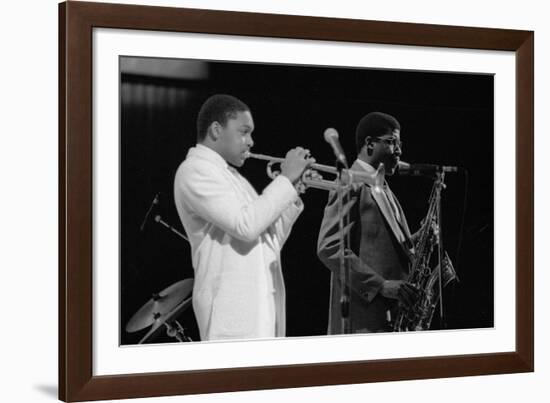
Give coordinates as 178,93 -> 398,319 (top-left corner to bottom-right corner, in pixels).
392,175 -> 458,332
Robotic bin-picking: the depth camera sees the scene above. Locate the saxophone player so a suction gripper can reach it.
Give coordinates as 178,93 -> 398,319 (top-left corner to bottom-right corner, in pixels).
317,112 -> 420,334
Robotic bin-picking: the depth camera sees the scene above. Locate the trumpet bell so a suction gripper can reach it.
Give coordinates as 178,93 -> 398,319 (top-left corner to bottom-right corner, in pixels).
246,152 -> 385,191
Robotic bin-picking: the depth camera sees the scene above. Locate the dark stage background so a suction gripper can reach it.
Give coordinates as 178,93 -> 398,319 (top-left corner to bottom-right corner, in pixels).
120,57 -> 494,345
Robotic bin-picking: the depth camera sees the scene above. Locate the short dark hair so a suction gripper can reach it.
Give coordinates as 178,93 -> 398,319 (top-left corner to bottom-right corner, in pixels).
355,112 -> 401,153
196,94 -> 250,142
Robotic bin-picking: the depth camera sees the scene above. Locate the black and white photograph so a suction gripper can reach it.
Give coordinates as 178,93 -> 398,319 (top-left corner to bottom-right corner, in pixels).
120,56 -> 493,345
5,0 -> 546,402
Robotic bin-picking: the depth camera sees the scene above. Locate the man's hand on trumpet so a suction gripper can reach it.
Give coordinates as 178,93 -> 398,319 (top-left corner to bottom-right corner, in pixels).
297,169 -> 324,194
280,147 -> 316,185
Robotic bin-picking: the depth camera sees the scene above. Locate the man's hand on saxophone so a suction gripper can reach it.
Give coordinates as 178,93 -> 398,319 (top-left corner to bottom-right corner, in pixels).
380,280 -> 420,307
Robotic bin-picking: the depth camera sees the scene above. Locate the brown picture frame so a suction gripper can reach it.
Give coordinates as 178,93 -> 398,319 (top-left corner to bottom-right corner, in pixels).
58,1 -> 534,401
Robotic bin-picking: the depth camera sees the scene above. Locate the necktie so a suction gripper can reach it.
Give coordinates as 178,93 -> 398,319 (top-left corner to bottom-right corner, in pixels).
383,185 -> 401,222
384,185 -> 414,251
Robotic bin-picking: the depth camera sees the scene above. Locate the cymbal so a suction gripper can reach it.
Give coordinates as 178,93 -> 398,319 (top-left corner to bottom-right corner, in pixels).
126,278 -> 194,333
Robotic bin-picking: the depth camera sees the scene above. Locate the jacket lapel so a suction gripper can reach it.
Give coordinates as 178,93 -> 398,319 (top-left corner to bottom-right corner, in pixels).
390,189 -> 413,240
350,161 -> 411,256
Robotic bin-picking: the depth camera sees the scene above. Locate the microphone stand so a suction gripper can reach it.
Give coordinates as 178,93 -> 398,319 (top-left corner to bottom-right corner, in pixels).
434,170 -> 446,329
139,192 -> 189,242
335,160 -> 351,334
154,214 -> 189,242
140,193 -> 159,231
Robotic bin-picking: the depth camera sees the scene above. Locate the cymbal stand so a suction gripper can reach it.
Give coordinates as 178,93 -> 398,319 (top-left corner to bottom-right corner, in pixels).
164,320 -> 193,342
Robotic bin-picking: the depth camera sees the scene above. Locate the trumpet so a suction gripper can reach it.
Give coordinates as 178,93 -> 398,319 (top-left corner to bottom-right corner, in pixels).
245,152 -> 385,191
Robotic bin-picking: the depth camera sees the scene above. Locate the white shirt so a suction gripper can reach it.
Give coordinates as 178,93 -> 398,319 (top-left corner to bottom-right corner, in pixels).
355,159 -> 401,222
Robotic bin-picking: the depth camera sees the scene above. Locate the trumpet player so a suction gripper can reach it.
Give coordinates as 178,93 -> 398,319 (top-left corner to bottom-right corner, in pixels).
174,94 -> 314,341
317,112 -> 420,334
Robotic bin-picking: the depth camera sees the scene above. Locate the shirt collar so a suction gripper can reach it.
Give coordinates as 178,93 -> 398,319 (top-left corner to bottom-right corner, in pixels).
354,158 -> 376,174
354,159 -> 388,188
187,143 -> 229,170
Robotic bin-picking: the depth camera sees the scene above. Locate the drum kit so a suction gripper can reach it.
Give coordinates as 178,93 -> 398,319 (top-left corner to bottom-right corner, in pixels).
127,192 -> 195,343
126,278 -> 195,343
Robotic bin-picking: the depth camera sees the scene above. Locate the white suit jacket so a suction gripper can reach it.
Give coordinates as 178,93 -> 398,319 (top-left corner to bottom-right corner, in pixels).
174,145 -> 303,340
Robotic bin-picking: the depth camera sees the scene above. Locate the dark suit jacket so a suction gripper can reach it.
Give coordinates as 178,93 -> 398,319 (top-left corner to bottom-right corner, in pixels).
317,160 -> 414,334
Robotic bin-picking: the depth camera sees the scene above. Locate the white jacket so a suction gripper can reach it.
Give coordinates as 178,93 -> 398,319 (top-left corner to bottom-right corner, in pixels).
174,145 -> 303,340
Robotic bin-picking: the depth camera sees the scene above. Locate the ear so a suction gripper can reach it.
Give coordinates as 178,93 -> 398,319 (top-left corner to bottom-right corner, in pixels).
365,136 -> 374,155
208,121 -> 222,141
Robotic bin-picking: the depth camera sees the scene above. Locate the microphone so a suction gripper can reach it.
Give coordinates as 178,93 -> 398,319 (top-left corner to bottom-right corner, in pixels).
323,128 -> 348,168
397,161 -> 459,176
140,193 -> 160,231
